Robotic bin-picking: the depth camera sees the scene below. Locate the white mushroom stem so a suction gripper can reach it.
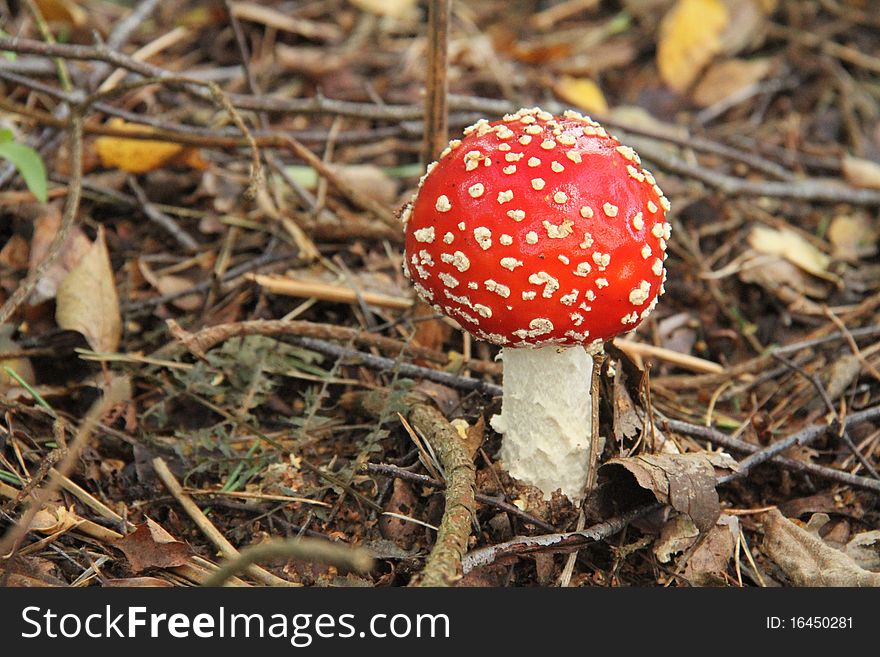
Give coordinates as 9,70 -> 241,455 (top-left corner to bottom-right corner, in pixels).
490,345 -> 596,501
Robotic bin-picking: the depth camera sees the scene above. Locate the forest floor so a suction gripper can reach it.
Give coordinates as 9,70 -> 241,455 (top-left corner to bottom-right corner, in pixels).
1,0 -> 880,587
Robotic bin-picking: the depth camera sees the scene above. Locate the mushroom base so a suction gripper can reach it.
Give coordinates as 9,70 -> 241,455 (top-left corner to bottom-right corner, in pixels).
490,345 -> 593,501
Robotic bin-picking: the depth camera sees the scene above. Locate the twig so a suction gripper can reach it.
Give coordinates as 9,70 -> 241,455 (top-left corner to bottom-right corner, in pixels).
350,392 -> 476,586
128,176 -> 200,252
365,462 -> 556,533
770,354 -> 880,480
422,0 -> 451,165
659,415 -> 880,492
166,317 -> 502,376
202,537 -> 373,587
288,336 -> 502,396
461,503 -> 660,573
88,0 -> 162,88
151,457 -> 292,586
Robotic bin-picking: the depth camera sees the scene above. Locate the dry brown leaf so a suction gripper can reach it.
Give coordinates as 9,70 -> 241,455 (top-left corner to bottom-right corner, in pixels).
115,518 -> 192,573
683,514 -> 739,585
378,479 -> 422,550
657,0 -> 729,93
0,234 -> 29,271
554,76 -> 609,115
691,57 -> 773,107
655,513 -> 700,563
842,154 -> 880,190
599,453 -> 730,532
760,508 -> 880,586
28,204 -> 93,304
56,226 -> 122,353
844,531 -> 880,572
94,118 -> 203,174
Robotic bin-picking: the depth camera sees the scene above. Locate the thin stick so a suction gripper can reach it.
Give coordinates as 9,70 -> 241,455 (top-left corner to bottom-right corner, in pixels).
660,415 -> 880,492
202,538 -> 373,587
151,457 -> 292,586
423,0 -> 451,164
248,274 -> 413,310
365,462 -> 556,533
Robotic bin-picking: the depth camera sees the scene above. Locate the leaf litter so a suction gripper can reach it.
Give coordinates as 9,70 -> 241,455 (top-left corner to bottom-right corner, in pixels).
0,0 -> 879,588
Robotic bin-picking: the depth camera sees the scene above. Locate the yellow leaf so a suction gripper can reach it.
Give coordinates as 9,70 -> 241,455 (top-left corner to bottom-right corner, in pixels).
657,0 -> 729,93
94,119 -> 186,174
33,0 -> 86,26
554,76 -> 609,115
56,226 -> 121,353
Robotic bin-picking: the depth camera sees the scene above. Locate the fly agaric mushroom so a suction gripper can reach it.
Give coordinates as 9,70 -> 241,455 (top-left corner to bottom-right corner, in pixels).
401,107 -> 671,501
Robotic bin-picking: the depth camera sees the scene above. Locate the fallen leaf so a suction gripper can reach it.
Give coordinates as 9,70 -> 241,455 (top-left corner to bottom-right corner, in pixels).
379,479 -> 422,549
0,233 -> 29,271
138,260 -> 203,311
114,518 -> 192,573
56,226 -> 122,353
28,203 -> 92,304
747,224 -> 837,283
554,76 -> 609,115
94,118 -> 202,174
612,366 -> 642,446
349,0 -> 417,19
655,513 -> 700,563
760,508 -> 880,586
34,0 -> 86,26
691,57 -> 773,107
599,453 -> 730,532
827,214 -> 878,261
29,505 -> 81,534
842,154 -> 880,189
657,0 -> 729,93
844,530 -> 880,572
683,514 -> 739,585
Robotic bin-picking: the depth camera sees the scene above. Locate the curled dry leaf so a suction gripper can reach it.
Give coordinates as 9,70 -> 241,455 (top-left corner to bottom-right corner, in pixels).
28,204 -> 92,304
760,508 -> 880,586
844,531 -> 880,572
29,505 -> 81,534
599,452 -> 734,533
683,514 -> 740,586
56,226 -> 122,353
114,518 -> 192,573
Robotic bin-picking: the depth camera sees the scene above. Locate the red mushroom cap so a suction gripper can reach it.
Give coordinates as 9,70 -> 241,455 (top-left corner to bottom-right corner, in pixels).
402,107 -> 671,348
